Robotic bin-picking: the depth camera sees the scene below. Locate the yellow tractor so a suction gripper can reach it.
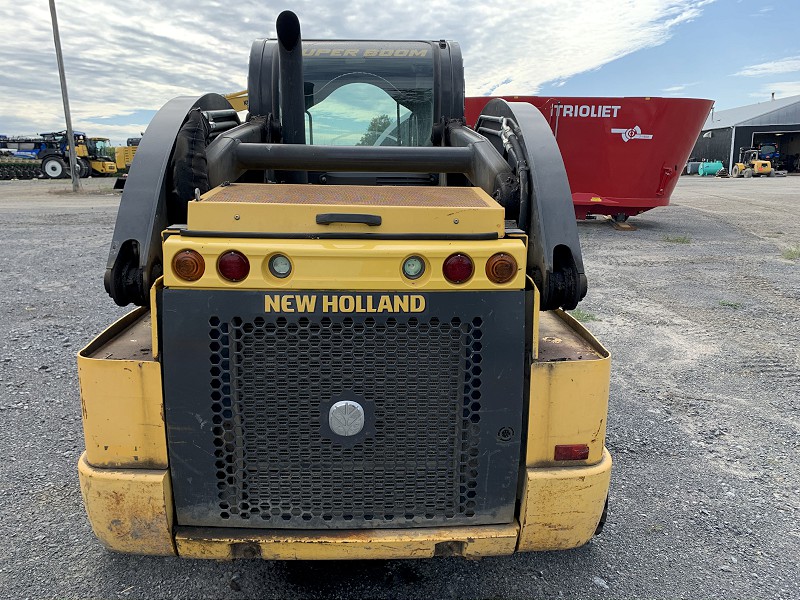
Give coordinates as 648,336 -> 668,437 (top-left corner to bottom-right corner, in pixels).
732,147 -> 772,178
84,137 -> 118,176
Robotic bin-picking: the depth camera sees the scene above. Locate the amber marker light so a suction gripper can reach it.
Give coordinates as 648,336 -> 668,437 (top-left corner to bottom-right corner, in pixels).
486,252 -> 518,284
442,253 -> 474,284
554,444 -> 590,461
172,249 -> 205,281
217,250 -> 250,282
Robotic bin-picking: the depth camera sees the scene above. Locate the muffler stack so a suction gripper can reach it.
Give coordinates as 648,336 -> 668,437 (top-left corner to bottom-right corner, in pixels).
275,10 -> 308,184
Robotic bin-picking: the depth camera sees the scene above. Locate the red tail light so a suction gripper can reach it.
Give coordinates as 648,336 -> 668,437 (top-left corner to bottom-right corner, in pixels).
217,251 -> 250,282
443,253 -> 473,284
554,444 -> 590,461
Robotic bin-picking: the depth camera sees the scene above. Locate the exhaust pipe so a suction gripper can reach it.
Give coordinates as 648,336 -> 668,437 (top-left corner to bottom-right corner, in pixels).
276,10 -> 308,183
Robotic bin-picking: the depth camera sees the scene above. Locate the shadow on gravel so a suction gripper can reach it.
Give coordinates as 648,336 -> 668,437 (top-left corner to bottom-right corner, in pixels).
225,546 -> 603,599
577,217 -> 661,232
49,187 -> 117,196
281,559 -> 425,590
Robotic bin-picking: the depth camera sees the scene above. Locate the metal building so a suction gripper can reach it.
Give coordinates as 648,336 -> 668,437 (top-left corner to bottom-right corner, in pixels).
691,95 -> 800,172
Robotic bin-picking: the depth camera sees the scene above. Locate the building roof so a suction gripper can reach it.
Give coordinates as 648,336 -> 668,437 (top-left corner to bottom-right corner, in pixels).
703,95 -> 800,130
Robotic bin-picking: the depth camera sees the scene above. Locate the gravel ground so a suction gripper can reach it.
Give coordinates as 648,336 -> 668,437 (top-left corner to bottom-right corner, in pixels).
0,176 -> 798,599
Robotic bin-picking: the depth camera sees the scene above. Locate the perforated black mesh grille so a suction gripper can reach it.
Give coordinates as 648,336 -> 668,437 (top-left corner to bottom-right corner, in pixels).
207,314 -> 483,528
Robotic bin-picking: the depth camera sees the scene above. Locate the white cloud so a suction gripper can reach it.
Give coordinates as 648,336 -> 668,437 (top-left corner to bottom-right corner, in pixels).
0,0 -> 714,143
464,0 -> 714,96
748,81 -> 800,99
736,56 -> 800,77
661,82 -> 700,95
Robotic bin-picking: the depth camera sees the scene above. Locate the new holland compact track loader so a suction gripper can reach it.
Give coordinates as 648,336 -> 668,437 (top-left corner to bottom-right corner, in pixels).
77,11 -> 611,560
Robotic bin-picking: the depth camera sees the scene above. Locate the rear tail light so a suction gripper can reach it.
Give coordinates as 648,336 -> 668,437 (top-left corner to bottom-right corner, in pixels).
485,252 -> 518,284
443,253 -> 473,284
554,444 -> 590,461
217,251 -> 250,282
172,249 -> 205,281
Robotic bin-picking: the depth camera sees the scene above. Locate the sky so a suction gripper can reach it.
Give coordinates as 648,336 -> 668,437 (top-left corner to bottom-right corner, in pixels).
1,0 -> 799,145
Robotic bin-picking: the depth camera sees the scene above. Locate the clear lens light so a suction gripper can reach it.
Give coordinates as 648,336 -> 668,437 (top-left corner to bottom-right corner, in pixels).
402,256 -> 425,279
269,254 -> 292,278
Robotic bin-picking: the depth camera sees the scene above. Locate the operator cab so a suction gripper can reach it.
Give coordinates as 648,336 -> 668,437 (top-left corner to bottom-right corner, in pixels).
87,137 -> 113,160
248,39 -> 462,186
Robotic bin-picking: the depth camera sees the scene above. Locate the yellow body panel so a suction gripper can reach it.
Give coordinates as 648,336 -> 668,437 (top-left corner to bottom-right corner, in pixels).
223,89 -> 249,111
734,160 -> 772,175
175,523 -> 519,560
78,453 -> 176,556
90,159 -> 117,175
518,449 -> 611,551
162,236 -> 527,291
529,278 -> 540,359
527,311 -> 610,467
753,160 -> 771,174
149,277 -> 162,360
114,146 -> 137,170
189,183 -> 505,237
78,308 -> 167,469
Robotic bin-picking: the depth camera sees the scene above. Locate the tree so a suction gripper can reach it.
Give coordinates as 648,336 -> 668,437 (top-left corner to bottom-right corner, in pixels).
357,114 -> 391,146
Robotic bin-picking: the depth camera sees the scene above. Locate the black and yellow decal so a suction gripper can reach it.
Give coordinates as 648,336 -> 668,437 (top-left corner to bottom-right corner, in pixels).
302,47 -> 429,58
265,293 -> 425,314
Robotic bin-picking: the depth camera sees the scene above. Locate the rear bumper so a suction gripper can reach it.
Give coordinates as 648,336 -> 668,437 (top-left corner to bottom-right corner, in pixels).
78,448 -> 611,559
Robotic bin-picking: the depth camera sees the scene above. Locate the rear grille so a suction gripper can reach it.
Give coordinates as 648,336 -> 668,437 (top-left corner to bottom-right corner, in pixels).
163,289 -> 524,530
208,314 -> 483,527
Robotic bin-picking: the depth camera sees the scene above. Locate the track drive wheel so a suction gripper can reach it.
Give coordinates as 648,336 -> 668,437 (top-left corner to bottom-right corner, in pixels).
42,156 -> 66,179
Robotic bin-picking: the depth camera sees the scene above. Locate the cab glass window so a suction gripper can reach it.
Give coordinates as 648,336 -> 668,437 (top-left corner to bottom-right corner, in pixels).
301,42 -> 434,147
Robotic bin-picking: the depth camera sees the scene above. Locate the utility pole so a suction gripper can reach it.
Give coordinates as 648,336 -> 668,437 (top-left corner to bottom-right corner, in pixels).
49,0 -> 81,192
